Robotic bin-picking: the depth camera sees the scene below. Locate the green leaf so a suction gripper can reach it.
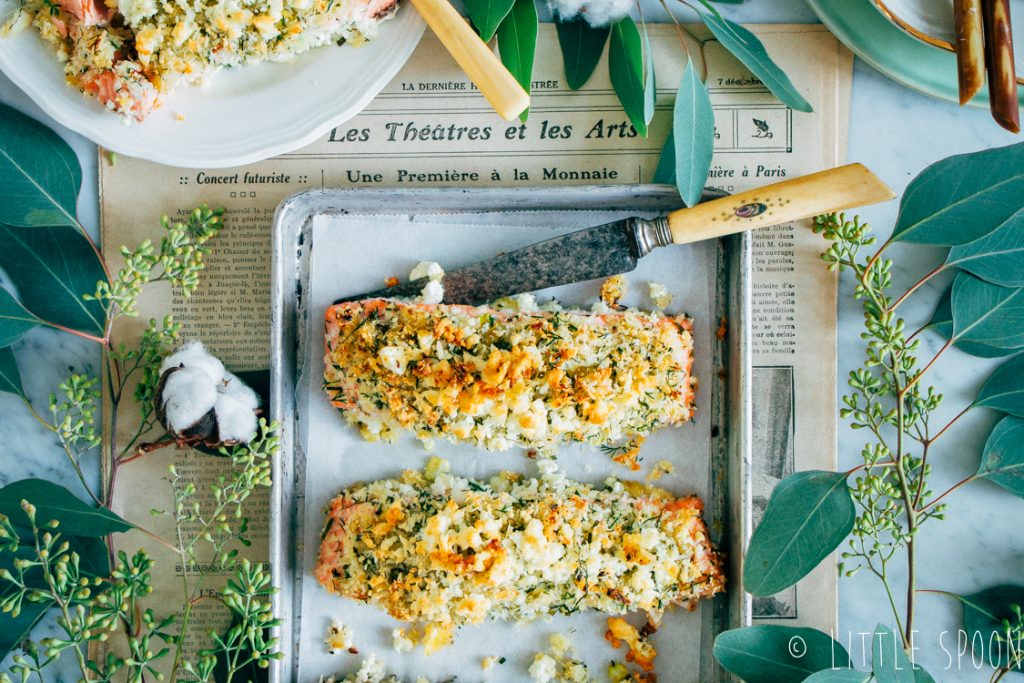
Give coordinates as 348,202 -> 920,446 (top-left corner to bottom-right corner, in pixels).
976,416 -> 1024,497
892,142 -> 1024,245
0,346 -> 24,397
713,626 -> 851,683
609,17 -> 648,138
0,225 -> 107,335
462,0 -> 514,43
555,18 -> 610,90
0,102 -> 82,230
0,287 -> 41,348
0,479 -> 133,536
0,599 -> 50,660
697,10 -> 812,112
804,670 -> 871,683
912,666 -> 936,683
743,471 -> 855,596
653,129 -> 676,184
871,624 -> 914,683
673,60 -> 715,208
974,354 -> 1024,416
958,585 -> 1024,668
641,23 -> 656,127
951,272 -> 1024,351
928,283 -> 1017,358
496,0 -> 536,123
945,207 -> 1024,287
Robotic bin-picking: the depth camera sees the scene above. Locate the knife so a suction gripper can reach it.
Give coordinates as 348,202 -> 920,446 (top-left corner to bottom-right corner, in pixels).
336,163 -> 895,306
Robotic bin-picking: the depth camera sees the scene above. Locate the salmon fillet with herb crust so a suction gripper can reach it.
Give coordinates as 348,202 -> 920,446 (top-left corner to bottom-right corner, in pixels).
2,0 -> 399,120
314,461 -> 724,653
323,299 -> 697,453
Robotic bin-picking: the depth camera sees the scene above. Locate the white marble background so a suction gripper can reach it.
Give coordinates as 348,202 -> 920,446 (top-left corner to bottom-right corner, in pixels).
1,0 -> 1022,680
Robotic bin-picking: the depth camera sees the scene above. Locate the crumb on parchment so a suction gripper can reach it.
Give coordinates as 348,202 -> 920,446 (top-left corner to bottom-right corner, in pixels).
600,274 -> 627,309
647,281 -> 672,309
529,633 -> 593,682
325,620 -> 354,654
645,460 -> 675,482
606,617 -> 658,676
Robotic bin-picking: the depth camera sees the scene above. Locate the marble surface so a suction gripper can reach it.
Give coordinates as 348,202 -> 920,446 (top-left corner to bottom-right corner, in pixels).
1,0 -> 1022,680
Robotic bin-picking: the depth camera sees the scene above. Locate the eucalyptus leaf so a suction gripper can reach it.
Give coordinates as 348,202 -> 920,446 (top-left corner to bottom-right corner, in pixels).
928,283 -> 1017,358
697,10 -> 812,112
555,18 -> 609,90
974,354 -> 1024,416
912,666 -> 936,683
951,272 -> 1024,351
496,0 -> 536,123
945,207 -> 1024,287
804,670 -> 871,683
653,129 -> 676,184
958,585 -> 1024,668
608,17 -> 647,137
0,599 -> 50,661
0,224 -> 107,335
641,23 -> 656,127
0,287 -> 42,349
462,0 -> 513,42
976,416 -> 1024,497
0,479 -> 133,536
892,142 -> 1024,245
0,102 -> 81,230
871,624 -> 914,683
0,346 -> 24,397
743,471 -> 855,596
713,626 -> 852,683
673,60 -> 715,208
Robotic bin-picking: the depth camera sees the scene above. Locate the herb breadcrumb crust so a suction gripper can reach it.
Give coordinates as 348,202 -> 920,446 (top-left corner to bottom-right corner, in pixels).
2,0 -> 397,119
323,299 -> 697,453
314,461 -> 724,653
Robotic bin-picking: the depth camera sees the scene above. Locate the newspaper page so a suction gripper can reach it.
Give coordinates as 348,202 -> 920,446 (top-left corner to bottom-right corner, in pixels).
99,23 -> 850,672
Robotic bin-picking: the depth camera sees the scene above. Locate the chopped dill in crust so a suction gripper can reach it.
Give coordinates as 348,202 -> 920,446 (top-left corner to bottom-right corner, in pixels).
323,299 -> 697,454
314,461 -> 724,653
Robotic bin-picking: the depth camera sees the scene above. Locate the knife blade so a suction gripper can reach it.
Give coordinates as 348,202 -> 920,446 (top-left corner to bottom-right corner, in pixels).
335,163 -> 895,306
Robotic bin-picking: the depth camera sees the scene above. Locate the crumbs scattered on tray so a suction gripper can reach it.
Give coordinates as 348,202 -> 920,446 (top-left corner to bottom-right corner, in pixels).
602,438 -> 645,471
600,274 -> 627,309
325,620 -> 356,655
645,460 -> 675,482
606,617 -> 659,681
529,633 -> 591,682
647,281 -> 672,309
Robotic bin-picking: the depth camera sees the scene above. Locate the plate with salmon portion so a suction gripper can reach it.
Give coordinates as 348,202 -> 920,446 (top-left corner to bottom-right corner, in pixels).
269,186 -> 752,683
0,0 -> 422,166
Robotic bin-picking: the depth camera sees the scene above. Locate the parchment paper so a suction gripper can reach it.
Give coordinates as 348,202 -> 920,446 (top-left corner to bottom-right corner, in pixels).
295,211 -> 717,682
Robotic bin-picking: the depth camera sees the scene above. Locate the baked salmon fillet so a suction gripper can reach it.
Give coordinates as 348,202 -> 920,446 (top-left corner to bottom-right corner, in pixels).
3,0 -> 398,120
323,299 -> 697,452
314,461 -> 724,652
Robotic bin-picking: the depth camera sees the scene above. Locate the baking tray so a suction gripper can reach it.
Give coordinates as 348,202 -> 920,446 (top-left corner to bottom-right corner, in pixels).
269,187 -> 752,683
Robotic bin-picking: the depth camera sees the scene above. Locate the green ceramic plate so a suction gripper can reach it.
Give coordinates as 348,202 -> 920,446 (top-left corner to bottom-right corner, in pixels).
806,0 -> 1024,108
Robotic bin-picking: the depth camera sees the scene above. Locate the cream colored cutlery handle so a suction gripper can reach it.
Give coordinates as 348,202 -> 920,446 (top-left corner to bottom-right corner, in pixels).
666,163 -> 896,245
409,0 -> 530,121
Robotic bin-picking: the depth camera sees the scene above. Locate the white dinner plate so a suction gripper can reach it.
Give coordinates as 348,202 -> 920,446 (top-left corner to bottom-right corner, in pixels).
0,4 -> 424,168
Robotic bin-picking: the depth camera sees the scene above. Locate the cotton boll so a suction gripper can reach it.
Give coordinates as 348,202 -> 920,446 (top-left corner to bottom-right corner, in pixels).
159,339 -> 225,382
220,370 -> 260,410
547,0 -> 631,26
160,366 -> 218,434
213,392 -> 258,443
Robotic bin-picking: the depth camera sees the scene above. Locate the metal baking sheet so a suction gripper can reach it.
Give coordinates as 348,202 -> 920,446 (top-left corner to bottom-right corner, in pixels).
269,187 -> 752,683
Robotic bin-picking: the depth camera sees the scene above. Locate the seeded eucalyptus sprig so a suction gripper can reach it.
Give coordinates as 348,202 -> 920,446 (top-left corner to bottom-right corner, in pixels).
714,142 -> 1024,682
0,103 -> 279,682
